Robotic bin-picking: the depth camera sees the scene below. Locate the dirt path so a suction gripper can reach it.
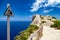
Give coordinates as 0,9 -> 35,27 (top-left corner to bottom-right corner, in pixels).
40,26 -> 60,40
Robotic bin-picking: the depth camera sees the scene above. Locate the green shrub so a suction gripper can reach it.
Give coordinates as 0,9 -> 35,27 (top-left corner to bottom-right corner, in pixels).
52,16 -> 56,19
14,35 -> 21,40
15,25 -> 39,40
40,16 -> 44,19
51,20 -> 60,29
48,19 -> 51,20
41,21 -> 46,23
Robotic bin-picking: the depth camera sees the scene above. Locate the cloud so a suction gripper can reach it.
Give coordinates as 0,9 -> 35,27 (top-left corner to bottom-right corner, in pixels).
0,15 -> 32,21
30,0 -> 60,12
43,9 -> 53,13
57,6 -> 60,8
30,0 -> 45,12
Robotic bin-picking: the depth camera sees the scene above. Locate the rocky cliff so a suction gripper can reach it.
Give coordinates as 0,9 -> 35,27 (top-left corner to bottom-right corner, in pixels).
28,14 -> 43,40
28,14 -> 56,40
15,14 -> 60,40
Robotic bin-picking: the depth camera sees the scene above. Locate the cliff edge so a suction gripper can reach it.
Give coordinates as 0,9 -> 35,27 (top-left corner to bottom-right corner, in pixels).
15,14 -> 60,40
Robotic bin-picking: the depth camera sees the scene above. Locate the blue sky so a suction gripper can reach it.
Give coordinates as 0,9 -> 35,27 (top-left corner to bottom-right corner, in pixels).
0,0 -> 60,21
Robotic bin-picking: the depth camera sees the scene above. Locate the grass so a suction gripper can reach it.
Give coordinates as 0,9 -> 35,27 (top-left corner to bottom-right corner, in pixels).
51,20 -> 60,29
15,25 -> 39,40
41,21 -> 46,23
52,16 -> 56,19
40,16 -> 44,19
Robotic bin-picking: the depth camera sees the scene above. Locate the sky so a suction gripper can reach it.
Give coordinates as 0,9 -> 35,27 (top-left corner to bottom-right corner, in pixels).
0,0 -> 60,21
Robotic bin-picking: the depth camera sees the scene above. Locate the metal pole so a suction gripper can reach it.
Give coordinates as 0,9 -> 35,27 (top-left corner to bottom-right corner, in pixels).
7,16 -> 10,40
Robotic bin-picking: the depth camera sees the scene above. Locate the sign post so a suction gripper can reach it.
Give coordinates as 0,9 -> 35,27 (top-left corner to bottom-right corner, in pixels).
4,4 -> 13,40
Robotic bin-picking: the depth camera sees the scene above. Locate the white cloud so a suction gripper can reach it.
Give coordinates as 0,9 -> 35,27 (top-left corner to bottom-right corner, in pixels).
57,6 -> 60,8
43,9 -> 53,13
10,16 -> 32,21
0,15 -> 32,21
30,0 -> 60,12
30,0 -> 45,12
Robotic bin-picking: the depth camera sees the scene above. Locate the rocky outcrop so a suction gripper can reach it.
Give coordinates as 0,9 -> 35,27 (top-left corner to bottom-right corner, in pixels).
28,14 -> 56,40
31,14 -> 41,27
28,14 -> 43,40
15,14 -> 57,40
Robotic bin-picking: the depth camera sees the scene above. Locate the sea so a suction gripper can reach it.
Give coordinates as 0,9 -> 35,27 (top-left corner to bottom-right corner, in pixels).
0,21 -> 31,40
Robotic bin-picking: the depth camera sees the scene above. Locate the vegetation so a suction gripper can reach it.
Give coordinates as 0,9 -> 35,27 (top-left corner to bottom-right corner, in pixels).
48,19 -> 51,21
40,15 -> 44,19
52,16 -> 56,19
51,20 -> 60,29
15,25 -> 39,40
41,21 -> 46,23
